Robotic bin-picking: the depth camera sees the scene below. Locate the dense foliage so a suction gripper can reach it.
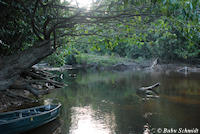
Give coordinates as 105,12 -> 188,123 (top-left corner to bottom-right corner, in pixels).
1,0 -> 200,66
70,0 -> 200,65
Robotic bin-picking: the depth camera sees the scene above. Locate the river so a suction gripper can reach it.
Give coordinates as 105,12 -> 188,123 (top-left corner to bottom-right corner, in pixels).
25,68 -> 200,134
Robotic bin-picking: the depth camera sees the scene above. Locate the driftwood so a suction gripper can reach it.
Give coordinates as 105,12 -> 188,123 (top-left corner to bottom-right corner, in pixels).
8,67 -> 67,98
177,66 -> 189,74
150,58 -> 158,69
30,67 -> 59,78
177,66 -> 198,74
144,58 -> 158,72
28,80 -> 67,88
3,90 -> 34,101
9,84 -> 54,98
140,82 -> 161,91
140,83 -> 160,98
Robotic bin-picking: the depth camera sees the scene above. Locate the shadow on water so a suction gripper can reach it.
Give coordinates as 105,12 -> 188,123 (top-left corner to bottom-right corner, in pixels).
21,117 -> 62,134
28,69 -> 200,134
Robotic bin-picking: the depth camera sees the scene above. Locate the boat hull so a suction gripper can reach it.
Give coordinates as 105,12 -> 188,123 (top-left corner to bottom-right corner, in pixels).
0,103 -> 61,134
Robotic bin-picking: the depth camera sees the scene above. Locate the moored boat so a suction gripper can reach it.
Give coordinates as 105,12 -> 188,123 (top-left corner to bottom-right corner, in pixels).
0,103 -> 61,134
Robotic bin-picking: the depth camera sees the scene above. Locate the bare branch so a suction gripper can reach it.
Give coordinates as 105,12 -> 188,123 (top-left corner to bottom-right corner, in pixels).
53,29 -> 57,50
32,0 -> 43,40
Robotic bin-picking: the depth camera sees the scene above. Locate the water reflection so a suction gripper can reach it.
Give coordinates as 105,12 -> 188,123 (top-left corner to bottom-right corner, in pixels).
36,69 -> 200,134
69,105 -> 116,134
143,122 -> 156,134
21,118 -> 62,134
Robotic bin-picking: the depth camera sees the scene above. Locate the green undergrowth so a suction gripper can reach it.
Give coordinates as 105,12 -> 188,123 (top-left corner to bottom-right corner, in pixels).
75,53 -> 135,67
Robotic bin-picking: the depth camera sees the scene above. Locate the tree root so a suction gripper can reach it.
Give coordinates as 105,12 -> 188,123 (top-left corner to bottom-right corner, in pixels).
30,67 -> 59,78
3,90 -> 34,101
10,84 -> 43,98
8,67 -> 66,98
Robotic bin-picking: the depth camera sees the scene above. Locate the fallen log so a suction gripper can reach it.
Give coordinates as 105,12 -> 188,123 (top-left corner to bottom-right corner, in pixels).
9,84 -> 55,98
140,82 -> 161,91
28,79 -> 67,88
30,67 -> 58,78
23,70 -> 49,80
7,67 -> 66,98
3,90 -> 34,101
23,70 -> 67,87
9,84 -> 41,98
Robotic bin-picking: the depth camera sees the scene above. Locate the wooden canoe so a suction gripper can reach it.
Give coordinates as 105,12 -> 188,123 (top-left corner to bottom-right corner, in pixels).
0,103 -> 61,134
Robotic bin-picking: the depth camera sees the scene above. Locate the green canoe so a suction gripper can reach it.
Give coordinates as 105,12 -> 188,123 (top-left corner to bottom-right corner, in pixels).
0,103 -> 61,134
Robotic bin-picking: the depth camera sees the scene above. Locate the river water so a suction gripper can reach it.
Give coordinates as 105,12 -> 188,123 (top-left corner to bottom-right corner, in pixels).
27,68 -> 200,134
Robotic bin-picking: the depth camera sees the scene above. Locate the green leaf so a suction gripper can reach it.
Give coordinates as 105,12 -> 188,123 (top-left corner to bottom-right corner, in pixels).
143,33 -> 148,37
123,0 -> 128,5
163,0 -> 167,5
182,8 -> 186,17
138,16 -> 141,21
109,2 -> 114,10
190,2 -> 193,10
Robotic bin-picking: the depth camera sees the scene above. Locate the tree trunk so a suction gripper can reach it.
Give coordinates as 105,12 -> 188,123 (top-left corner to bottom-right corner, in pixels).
0,39 -> 54,90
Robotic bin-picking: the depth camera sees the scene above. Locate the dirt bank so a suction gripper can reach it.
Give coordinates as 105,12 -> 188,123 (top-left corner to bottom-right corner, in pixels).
0,89 -> 37,113
152,63 -> 200,73
0,66 -> 67,113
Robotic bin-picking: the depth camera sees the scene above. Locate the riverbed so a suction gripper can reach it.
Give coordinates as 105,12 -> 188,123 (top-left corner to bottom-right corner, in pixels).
25,68 -> 200,134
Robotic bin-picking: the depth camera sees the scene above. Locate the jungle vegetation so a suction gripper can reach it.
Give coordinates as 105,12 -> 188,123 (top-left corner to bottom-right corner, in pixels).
0,0 -> 200,95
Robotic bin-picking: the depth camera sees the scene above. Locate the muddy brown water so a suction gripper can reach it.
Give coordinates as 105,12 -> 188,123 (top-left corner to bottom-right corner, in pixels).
22,69 -> 200,134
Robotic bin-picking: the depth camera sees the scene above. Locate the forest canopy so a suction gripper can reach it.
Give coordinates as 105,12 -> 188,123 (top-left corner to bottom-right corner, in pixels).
1,0 -> 200,59
0,0 -> 200,91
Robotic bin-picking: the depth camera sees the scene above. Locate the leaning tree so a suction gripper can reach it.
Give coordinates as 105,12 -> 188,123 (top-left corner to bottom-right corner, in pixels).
0,0 -> 199,97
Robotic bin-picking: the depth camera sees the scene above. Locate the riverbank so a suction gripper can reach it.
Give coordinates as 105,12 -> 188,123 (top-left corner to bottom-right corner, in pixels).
74,53 -> 200,72
0,89 -> 37,113
0,67 -> 66,113
1,61 -> 200,113
74,57 -> 200,74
